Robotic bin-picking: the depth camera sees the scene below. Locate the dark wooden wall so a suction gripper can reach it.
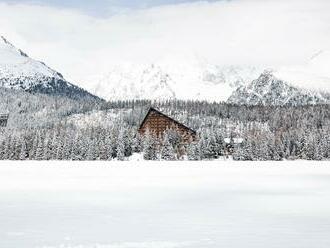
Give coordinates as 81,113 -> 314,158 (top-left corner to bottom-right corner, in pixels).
139,110 -> 196,143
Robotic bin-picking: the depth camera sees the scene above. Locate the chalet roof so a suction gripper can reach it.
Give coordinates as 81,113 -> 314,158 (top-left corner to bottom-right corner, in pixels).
139,107 -> 196,134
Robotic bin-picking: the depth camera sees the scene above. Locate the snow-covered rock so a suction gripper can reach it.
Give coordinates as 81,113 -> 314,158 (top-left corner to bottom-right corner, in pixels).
0,36 -> 100,101
228,71 -> 330,106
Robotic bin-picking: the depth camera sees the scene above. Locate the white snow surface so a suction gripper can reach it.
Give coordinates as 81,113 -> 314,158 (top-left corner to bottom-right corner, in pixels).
1,161 -> 330,248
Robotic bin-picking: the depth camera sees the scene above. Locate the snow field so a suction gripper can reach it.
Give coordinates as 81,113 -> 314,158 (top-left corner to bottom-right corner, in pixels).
0,161 -> 330,248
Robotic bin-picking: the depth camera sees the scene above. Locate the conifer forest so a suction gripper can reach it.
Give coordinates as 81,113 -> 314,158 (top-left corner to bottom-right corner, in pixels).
0,88 -> 329,161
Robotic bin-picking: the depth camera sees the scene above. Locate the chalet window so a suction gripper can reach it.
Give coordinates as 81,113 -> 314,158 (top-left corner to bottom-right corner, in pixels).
0,114 -> 9,128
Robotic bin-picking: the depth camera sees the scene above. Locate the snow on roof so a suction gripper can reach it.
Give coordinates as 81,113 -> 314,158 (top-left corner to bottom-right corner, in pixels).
224,137 -> 244,144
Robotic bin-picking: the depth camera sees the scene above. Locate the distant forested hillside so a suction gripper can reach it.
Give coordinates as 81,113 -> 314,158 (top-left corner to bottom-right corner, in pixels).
0,87 -> 102,129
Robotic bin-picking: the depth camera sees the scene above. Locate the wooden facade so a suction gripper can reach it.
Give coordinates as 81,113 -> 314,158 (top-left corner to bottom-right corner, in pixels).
138,107 -> 196,143
0,114 -> 9,128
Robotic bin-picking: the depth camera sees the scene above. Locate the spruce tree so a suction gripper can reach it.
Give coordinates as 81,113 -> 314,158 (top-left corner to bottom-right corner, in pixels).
161,133 -> 176,160
187,143 -> 199,161
86,139 -> 96,161
132,134 -> 142,153
104,137 -> 113,160
117,129 -> 126,161
19,138 -> 29,160
143,131 -> 158,160
35,134 -> 44,161
29,134 -> 38,160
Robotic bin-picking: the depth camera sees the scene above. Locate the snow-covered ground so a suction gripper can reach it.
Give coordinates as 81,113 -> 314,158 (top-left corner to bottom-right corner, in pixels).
0,161 -> 330,248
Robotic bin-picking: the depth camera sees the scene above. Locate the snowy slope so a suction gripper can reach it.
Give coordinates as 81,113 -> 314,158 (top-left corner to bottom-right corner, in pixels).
0,36 -> 100,101
88,57 -> 261,102
228,71 -> 330,106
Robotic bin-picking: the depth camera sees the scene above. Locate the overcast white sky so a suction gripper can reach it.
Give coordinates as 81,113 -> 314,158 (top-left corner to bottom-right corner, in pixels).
1,0 -> 330,87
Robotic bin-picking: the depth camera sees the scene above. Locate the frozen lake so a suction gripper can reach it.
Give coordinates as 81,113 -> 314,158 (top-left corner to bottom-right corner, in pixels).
0,161 -> 330,248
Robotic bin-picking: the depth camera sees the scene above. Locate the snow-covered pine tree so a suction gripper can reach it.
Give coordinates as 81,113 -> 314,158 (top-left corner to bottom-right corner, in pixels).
63,135 -> 73,160
315,133 -> 325,161
0,138 -> 6,160
232,142 -> 245,161
207,130 -> 218,159
132,133 -> 142,153
197,133 -> 206,160
98,138 -> 107,160
86,139 -> 97,161
49,131 -> 58,160
143,130 -> 158,160
9,136 -> 20,160
161,133 -> 176,160
187,143 -> 199,161
266,134 -> 282,161
116,128 -> 126,161
35,133 -> 44,161
198,130 -> 218,160
69,134 -> 80,161
29,133 -> 38,160
123,128 -> 133,157
255,131 -> 271,160
19,138 -> 29,160
42,133 -> 52,160
106,138 -> 113,161
242,138 -> 253,161
166,129 -> 181,148
214,129 -> 225,157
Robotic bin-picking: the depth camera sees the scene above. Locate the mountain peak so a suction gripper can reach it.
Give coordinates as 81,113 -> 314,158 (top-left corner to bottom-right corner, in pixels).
0,37 -> 101,101
228,72 -> 330,106
255,70 -> 277,84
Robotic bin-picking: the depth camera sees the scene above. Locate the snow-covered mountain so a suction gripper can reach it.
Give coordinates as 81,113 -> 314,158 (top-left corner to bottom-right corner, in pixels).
228,71 -> 330,106
87,58 -> 261,102
83,49 -> 330,103
0,36 -> 100,101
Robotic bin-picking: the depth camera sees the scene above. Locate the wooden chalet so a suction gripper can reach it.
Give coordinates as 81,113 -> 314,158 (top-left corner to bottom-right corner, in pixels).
138,107 -> 196,143
0,114 -> 9,128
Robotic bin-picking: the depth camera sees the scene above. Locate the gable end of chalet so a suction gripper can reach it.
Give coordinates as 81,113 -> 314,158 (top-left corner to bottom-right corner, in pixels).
138,107 -> 196,142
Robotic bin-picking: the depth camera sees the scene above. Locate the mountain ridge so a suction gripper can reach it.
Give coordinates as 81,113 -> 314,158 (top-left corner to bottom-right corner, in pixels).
228,71 -> 330,106
87,61 -> 261,102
